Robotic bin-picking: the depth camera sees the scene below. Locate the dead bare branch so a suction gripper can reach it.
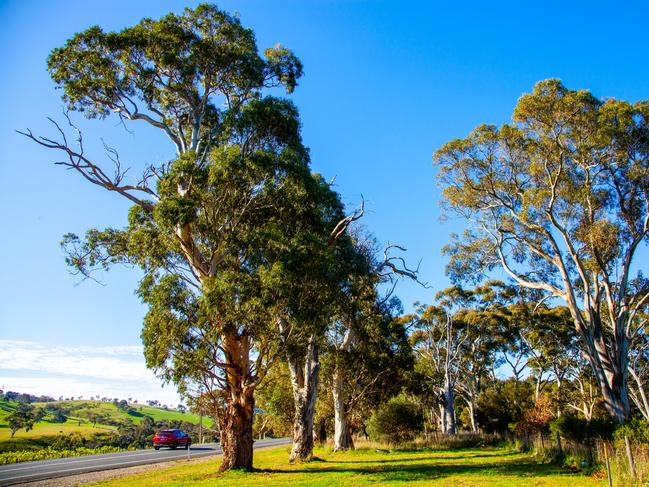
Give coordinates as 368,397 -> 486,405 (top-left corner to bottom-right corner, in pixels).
329,196 -> 365,245
17,114 -> 158,211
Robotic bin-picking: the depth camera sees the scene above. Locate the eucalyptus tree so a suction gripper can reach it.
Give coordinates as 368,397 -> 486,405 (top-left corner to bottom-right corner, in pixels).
435,79 -> 649,422
520,306 -> 579,407
327,233 -> 418,451
410,304 -> 460,434
326,291 -> 411,450
269,177 -> 359,461
454,283 -> 510,432
20,4 -> 339,470
409,287 -> 473,435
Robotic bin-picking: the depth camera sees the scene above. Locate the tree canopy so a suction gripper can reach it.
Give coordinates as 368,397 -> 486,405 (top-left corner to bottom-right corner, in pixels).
22,3 -> 352,470
435,79 -> 649,422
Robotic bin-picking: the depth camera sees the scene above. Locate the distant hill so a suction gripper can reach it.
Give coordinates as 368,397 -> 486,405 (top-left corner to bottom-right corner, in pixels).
0,397 -> 214,452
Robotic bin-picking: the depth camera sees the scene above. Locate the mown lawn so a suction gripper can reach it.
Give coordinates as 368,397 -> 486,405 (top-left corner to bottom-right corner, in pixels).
90,445 -> 605,487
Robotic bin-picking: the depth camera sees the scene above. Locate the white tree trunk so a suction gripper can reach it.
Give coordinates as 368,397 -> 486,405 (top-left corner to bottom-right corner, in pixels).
629,367 -> 649,421
467,399 -> 477,433
438,404 -> 446,434
582,329 -> 631,423
287,335 -> 319,461
442,373 -> 456,435
332,363 -> 353,451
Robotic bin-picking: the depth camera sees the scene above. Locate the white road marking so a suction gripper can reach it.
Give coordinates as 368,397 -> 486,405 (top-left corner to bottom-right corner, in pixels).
0,439 -> 289,484
0,447 -> 209,472
0,451 -> 218,483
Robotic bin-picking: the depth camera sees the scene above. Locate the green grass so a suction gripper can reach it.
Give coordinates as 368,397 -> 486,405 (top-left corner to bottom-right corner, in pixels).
89,445 -> 606,487
36,400 -> 212,427
135,405 -> 211,426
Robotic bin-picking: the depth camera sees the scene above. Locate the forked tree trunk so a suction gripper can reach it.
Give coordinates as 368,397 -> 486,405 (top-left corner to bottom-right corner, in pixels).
219,332 -> 255,471
579,321 -> 631,423
332,364 -> 354,451
287,335 -> 319,462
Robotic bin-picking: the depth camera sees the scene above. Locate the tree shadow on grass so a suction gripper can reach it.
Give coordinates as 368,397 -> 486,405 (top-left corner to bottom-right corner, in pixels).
329,451 -> 517,464
258,456 -> 580,482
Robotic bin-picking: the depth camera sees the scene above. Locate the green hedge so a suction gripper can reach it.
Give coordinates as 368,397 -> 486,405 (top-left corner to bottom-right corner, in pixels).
0,445 -> 132,465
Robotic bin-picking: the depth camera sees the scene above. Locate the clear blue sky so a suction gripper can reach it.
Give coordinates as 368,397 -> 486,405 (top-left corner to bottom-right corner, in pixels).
1,0 -> 648,403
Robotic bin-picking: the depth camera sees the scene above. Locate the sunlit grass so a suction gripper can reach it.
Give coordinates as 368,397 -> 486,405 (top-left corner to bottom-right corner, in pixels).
89,444 -> 605,487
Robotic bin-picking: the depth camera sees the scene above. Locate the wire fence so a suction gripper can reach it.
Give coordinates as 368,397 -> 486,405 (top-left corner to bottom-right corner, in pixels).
514,431 -> 648,486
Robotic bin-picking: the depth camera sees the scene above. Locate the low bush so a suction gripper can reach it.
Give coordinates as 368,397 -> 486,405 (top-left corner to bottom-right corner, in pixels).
613,417 -> 649,445
366,396 -> 424,445
550,415 -> 615,445
425,432 -> 503,450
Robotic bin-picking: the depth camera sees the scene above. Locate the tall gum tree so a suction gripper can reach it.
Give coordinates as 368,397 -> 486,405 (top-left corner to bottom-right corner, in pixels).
269,176 -> 360,462
20,4 -> 332,470
434,80 -> 649,423
328,234 -> 419,451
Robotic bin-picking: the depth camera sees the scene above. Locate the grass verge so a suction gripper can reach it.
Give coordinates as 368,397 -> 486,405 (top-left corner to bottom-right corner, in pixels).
88,444 -> 605,487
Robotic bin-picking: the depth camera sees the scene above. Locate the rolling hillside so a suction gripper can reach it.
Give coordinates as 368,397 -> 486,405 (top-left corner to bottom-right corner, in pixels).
0,398 -> 214,452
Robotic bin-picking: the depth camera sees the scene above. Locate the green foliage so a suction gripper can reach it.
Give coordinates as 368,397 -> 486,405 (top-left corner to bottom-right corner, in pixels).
48,408 -> 68,423
550,415 -> 616,444
40,7 -> 349,449
0,445 -> 130,465
255,365 -> 294,437
613,417 -> 649,445
366,396 -> 424,445
476,379 -> 534,434
434,79 -> 649,423
51,432 -> 85,450
110,416 -> 155,449
6,404 -> 36,438
47,5 -> 302,118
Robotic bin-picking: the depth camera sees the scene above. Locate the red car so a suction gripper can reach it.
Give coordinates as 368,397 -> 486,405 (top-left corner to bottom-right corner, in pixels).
153,429 -> 192,450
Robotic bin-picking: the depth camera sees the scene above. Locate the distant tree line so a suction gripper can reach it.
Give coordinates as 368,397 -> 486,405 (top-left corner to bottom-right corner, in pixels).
1,391 -> 55,403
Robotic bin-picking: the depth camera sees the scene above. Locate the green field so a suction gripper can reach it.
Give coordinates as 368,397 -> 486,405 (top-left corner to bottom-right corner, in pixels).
0,398 -> 213,452
89,445 -> 606,487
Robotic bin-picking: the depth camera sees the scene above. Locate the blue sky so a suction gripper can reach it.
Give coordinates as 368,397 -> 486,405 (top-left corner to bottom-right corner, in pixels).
1,0 -> 648,404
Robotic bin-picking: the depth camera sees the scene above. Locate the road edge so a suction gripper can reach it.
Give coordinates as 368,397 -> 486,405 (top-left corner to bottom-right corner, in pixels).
11,440 -> 291,487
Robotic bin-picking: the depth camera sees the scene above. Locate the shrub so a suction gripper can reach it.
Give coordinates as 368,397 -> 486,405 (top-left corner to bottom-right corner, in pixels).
366,396 -> 423,445
51,432 -> 84,451
0,446 -> 129,465
613,417 -> 649,445
550,415 -> 615,445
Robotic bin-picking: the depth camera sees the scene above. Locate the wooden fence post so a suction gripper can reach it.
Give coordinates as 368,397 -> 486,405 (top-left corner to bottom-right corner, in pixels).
604,442 -> 613,487
625,435 -> 637,480
555,431 -> 562,455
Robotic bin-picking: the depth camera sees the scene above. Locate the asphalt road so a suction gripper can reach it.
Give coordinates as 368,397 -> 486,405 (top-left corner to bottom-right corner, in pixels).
0,437 -> 290,486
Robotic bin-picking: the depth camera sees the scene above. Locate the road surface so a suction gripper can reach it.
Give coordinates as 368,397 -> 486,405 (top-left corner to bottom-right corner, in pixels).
0,437 -> 290,486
